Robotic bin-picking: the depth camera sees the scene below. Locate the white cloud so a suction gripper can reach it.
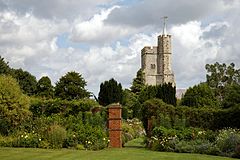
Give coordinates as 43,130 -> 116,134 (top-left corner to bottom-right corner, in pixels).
70,6 -> 136,45
0,10 -> 69,69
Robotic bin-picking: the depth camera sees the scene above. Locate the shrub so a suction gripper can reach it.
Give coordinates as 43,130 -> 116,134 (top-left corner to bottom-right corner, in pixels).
47,124 -> 67,149
122,118 -> 145,146
14,131 -> 41,148
216,128 -> 240,156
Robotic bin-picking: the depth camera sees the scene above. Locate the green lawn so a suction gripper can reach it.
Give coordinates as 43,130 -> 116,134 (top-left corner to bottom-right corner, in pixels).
0,139 -> 235,160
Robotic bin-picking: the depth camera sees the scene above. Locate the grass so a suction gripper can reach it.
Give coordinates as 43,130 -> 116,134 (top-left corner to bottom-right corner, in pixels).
0,138 -> 235,160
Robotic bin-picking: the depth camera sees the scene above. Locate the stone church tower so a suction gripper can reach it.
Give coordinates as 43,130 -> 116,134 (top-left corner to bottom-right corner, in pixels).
141,17 -> 175,86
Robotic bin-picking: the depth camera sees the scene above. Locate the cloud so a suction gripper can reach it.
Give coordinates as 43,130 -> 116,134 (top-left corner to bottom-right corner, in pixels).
170,20 -> 240,88
0,10 -> 68,69
106,0 -> 234,28
0,0 -> 113,20
70,6 -> 136,45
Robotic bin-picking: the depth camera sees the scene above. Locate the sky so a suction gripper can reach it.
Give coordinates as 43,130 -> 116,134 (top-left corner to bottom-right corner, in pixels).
0,0 -> 240,95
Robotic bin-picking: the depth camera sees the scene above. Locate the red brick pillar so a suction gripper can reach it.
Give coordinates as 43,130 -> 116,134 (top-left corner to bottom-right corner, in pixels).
108,104 -> 122,148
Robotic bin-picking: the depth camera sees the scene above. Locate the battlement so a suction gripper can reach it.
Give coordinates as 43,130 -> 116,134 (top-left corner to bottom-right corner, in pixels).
158,34 -> 171,38
141,46 -> 157,55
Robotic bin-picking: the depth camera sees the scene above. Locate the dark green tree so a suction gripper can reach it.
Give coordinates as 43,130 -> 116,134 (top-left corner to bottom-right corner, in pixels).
181,83 -> 219,108
205,62 -> 240,100
55,71 -> 89,100
12,68 -> 37,96
0,56 -> 11,75
130,69 -> 145,95
138,83 -> 176,106
0,75 -> 31,135
36,76 -> 54,99
98,78 -> 123,106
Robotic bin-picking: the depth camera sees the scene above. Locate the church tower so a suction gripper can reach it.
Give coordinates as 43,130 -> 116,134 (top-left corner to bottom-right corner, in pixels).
141,17 -> 175,86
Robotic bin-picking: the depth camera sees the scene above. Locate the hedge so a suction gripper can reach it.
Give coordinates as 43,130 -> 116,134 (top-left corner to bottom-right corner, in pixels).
30,98 -> 99,116
142,98 -> 240,132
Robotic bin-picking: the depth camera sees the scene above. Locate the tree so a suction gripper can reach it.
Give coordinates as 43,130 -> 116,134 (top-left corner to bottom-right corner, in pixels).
122,89 -> 141,118
223,83 -> 240,108
98,78 -> 123,106
138,83 -> 177,106
36,76 -> 54,99
12,68 -> 37,96
205,62 -> 240,100
55,71 -> 89,100
130,69 -> 145,95
0,56 -> 11,75
181,83 -> 219,108
0,75 -> 31,135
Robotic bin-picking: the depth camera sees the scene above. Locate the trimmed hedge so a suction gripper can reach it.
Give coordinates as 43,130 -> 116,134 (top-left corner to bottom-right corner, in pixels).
142,98 -> 240,132
30,98 -> 99,116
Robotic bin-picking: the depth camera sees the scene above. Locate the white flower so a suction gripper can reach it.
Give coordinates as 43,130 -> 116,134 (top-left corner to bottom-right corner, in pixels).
21,135 -> 24,138
103,138 -> 106,141
39,138 -> 41,141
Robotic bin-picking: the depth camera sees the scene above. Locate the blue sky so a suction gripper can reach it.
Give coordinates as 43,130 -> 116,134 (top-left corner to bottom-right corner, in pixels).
0,0 -> 239,95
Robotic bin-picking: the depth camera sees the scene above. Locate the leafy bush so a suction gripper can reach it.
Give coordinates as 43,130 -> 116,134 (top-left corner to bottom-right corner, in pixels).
175,139 -> 220,155
216,128 -> 240,156
47,124 -> 67,149
122,118 -> 145,146
15,131 -> 41,148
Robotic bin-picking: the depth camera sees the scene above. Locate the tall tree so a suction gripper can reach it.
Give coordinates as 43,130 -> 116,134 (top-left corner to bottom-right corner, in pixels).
98,78 -> 123,106
36,76 -> 54,99
130,69 -> 145,95
0,75 -> 31,135
181,83 -> 219,108
205,62 -> 240,100
12,68 -> 37,96
55,71 -> 89,100
0,56 -> 11,75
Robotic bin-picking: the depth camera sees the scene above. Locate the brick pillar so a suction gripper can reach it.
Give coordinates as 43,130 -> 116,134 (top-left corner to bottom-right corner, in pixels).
108,104 -> 122,148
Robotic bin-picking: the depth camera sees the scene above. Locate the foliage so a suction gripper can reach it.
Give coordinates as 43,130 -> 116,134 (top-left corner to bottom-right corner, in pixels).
0,111 -> 108,150
55,71 -> 90,100
0,56 -> 11,75
30,98 -> 98,117
205,62 -> 240,101
12,68 -> 37,96
141,98 -> 175,131
139,83 -> 176,106
122,89 -> 141,119
122,118 -> 145,146
98,78 -> 123,106
222,83 -> 240,108
141,98 -> 240,132
130,69 -> 145,95
181,83 -> 220,108
0,75 -> 31,135
47,124 -> 67,149
216,128 -> 240,156
36,76 -> 54,99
